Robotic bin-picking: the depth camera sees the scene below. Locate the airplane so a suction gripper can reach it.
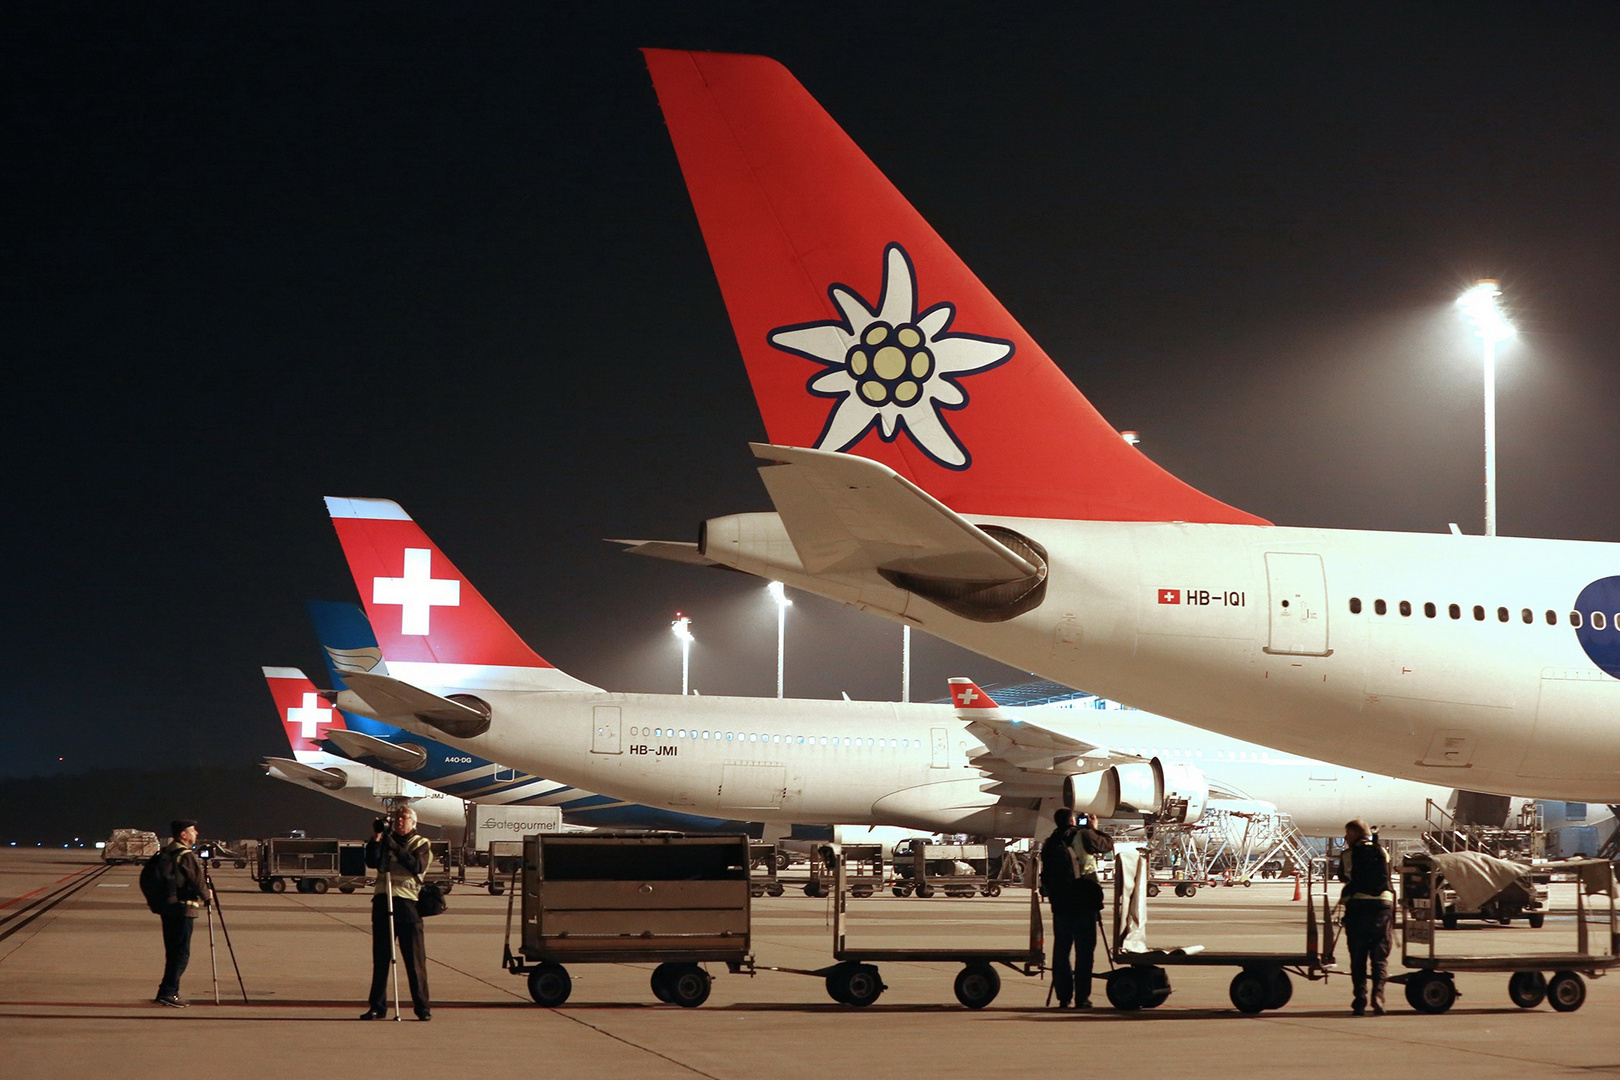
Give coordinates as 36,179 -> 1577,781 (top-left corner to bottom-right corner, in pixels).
262,666 -> 468,830
626,49 -> 1620,804
320,495 -> 1458,838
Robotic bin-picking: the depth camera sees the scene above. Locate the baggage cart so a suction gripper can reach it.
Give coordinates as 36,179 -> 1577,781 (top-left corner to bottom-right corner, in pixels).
890,840 -> 998,898
1103,849 -> 1337,1012
797,846 -> 1043,1008
482,840 -> 524,895
1392,857 -> 1620,1013
806,843 -> 881,897
102,829 -> 160,864
503,832 -> 753,1008
748,842 -> 785,897
252,837 -> 370,894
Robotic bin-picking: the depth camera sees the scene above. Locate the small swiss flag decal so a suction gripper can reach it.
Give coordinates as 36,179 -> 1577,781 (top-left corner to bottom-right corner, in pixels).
1158,589 -> 1181,605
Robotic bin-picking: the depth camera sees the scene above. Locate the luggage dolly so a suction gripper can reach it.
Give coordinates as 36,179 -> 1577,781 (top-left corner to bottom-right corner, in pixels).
1390,856 -> 1620,1014
760,848 -> 1045,1008
1101,851 -> 1338,1012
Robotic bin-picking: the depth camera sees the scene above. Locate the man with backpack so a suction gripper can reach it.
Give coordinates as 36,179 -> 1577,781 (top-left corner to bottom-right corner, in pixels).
1039,808 -> 1109,1009
1338,818 -> 1394,1015
361,805 -> 434,1021
141,819 -> 211,1008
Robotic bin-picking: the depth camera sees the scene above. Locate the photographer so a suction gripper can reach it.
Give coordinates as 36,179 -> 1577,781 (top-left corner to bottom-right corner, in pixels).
361,806 -> 433,1020
152,819 -> 211,1007
1039,809 -> 1107,1008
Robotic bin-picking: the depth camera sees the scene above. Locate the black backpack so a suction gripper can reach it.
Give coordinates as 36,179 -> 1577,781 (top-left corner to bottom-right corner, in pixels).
139,848 -> 181,914
1039,829 -> 1078,897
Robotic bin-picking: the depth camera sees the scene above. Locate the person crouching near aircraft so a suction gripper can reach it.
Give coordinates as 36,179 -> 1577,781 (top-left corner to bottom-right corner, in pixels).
361,805 -> 433,1020
1039,809 -> 1108,1008
1338,819 -> 1394,1015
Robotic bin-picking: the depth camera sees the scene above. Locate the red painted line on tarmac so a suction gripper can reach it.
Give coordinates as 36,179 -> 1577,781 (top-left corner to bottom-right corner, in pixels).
0,865 -> 98,911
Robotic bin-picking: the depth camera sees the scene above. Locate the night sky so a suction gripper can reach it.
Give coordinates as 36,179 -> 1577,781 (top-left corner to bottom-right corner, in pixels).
9,3 -> 1619,777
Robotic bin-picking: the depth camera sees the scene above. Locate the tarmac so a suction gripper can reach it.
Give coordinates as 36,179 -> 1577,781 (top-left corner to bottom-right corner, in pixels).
4,849 -> 1619,1079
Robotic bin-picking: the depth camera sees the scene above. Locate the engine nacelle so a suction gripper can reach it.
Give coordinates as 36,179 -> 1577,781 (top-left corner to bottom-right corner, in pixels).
1113,761 -> 1161,816
1062,769 -> 1120,819
1156,760 -> 1208,825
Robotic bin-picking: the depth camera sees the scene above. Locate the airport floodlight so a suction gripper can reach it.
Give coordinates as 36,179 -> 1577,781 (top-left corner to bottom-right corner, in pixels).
672,613 -> 694,695
767,582 -> 791,697
1456,279 -> 1515,537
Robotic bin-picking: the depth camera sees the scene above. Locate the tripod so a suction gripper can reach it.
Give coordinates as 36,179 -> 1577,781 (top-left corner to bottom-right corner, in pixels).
201,860 -> 249,1004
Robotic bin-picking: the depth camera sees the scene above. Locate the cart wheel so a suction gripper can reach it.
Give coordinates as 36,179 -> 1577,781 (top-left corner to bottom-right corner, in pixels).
775,852 -> 790,870
916,884 -> 936,899
1528,912 -> 1546,929
829,962 -> 884,1007
234,860 -> 247,869
1548,971 -> 1586,1012
1409,972 -> 1457,1014
954,963 -> 1001,1009
528,962 -> 571,1007
489,882 -> 504,896
1264,969 -> 1293,1010
1229,970 -> 1270,1014
258,881 -> 273,893
1498,915 -> 1513,926
310,878 -> 329,894
1182,884 -> 1198,898
651,963 -> 676,1003
767,882 -> 784,897
804,882 -> 823,898
1441,910 -> 1458,930
983,885 -> 1002,898
1105,969 -> 1149,1011
1138,967 -> 1171,1008
441,883 -> 452,894
270,878 -> 286,893
667,964 -> 712,1008
1507,971 -> 1547,1009
1242,880 -> 1252,888
853,886 -> 872,898
1147,883 -> 1161,898
339,884 -> 355,894
750,884 -> 765,898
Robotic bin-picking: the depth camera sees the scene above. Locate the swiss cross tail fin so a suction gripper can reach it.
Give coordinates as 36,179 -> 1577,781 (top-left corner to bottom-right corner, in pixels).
263,666 -> 347,765
324,498 -> 596,693
643,49 -> 1265,526
948,677 -> 1001,714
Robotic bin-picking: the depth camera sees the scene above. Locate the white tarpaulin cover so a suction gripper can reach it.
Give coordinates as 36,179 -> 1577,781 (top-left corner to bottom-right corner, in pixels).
1115,849 -> 1151,953
1429,851 -> 1529,912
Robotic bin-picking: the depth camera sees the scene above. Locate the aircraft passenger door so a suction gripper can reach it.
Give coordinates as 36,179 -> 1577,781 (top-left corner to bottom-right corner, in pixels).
1263,552 -> 1332,657
930,727 -> 949,769
591,706 -> 622,755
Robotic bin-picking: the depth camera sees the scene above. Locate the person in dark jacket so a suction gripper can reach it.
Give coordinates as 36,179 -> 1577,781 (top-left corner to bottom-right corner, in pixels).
361,805 -> 434,1020
1338,819 -> 1393,1015
1040,809 -> 1104,1008
155,819 -> 211,1007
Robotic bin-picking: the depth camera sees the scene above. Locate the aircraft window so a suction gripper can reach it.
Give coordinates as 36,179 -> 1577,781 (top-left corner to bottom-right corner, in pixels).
1521,609 -> 1533,625
1449,604 -> 1461,620
773,734 -> 781,743
796,736 -> 803,744
1546,610 -> 1558,625
820,737 -> 828,746
748,732 -> 757,742
1374,599 -> 1387,615
1424,602 -> 1436,618
1349,597 -> 1362,614
702,731 -> 710,739
844,737 -> 852,747
1497,607 -> 1509,623
1594,612 -> 1608,631
1473,605 -> 1485,621
725,732 -> 734,741
1572,611 -> 1584,628
1399,601 -> 1412,617
654,728 -> 663,737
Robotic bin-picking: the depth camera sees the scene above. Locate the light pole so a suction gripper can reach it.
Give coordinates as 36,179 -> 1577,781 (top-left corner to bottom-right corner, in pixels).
1456,280 -> 1516,537
671,613 -> 693,696
767,581 -> 791,698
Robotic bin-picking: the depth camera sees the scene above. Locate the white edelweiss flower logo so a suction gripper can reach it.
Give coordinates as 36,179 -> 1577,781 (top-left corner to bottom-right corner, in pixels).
767,244 -> 1014,470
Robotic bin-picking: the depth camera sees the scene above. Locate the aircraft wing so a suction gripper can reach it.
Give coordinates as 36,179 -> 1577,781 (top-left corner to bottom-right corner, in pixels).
323,728 -> 429,773
752,443 -> 1039,580
608,539 -> 725,568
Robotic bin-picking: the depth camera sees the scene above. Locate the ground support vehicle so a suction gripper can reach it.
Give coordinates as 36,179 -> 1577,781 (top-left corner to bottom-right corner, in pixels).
1103,850 -> 1336,1013
891,841 -> 997,898
760,848 -> 1044,1009
481,840 -> 523,895
102,829 -> 160,863
806,843 -> 881,898
748,842 -> 785,897
252,837 -> 369,894
1393,857 -> 1619,1014
1400,851 -> 1549,929
1144,874 -> 1211,899
503,833 -> 753,1008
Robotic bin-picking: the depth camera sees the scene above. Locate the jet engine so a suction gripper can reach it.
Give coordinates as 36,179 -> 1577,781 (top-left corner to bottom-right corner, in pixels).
1062,758 -> 1207,825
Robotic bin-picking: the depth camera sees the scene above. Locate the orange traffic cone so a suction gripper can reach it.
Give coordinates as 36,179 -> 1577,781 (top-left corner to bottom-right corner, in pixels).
1291,874 -> 1303,901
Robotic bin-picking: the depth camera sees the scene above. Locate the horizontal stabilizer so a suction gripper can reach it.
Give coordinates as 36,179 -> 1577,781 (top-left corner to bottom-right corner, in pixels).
263,757 -> 347,791
337,669 -> 491,739
752,443 -> 1037,581
609,538 -> 724,567
323,728 -> 428,773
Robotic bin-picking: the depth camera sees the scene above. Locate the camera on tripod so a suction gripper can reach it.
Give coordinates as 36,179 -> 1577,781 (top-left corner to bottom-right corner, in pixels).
197,844 -> 214,861
373,817 -> 389,835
